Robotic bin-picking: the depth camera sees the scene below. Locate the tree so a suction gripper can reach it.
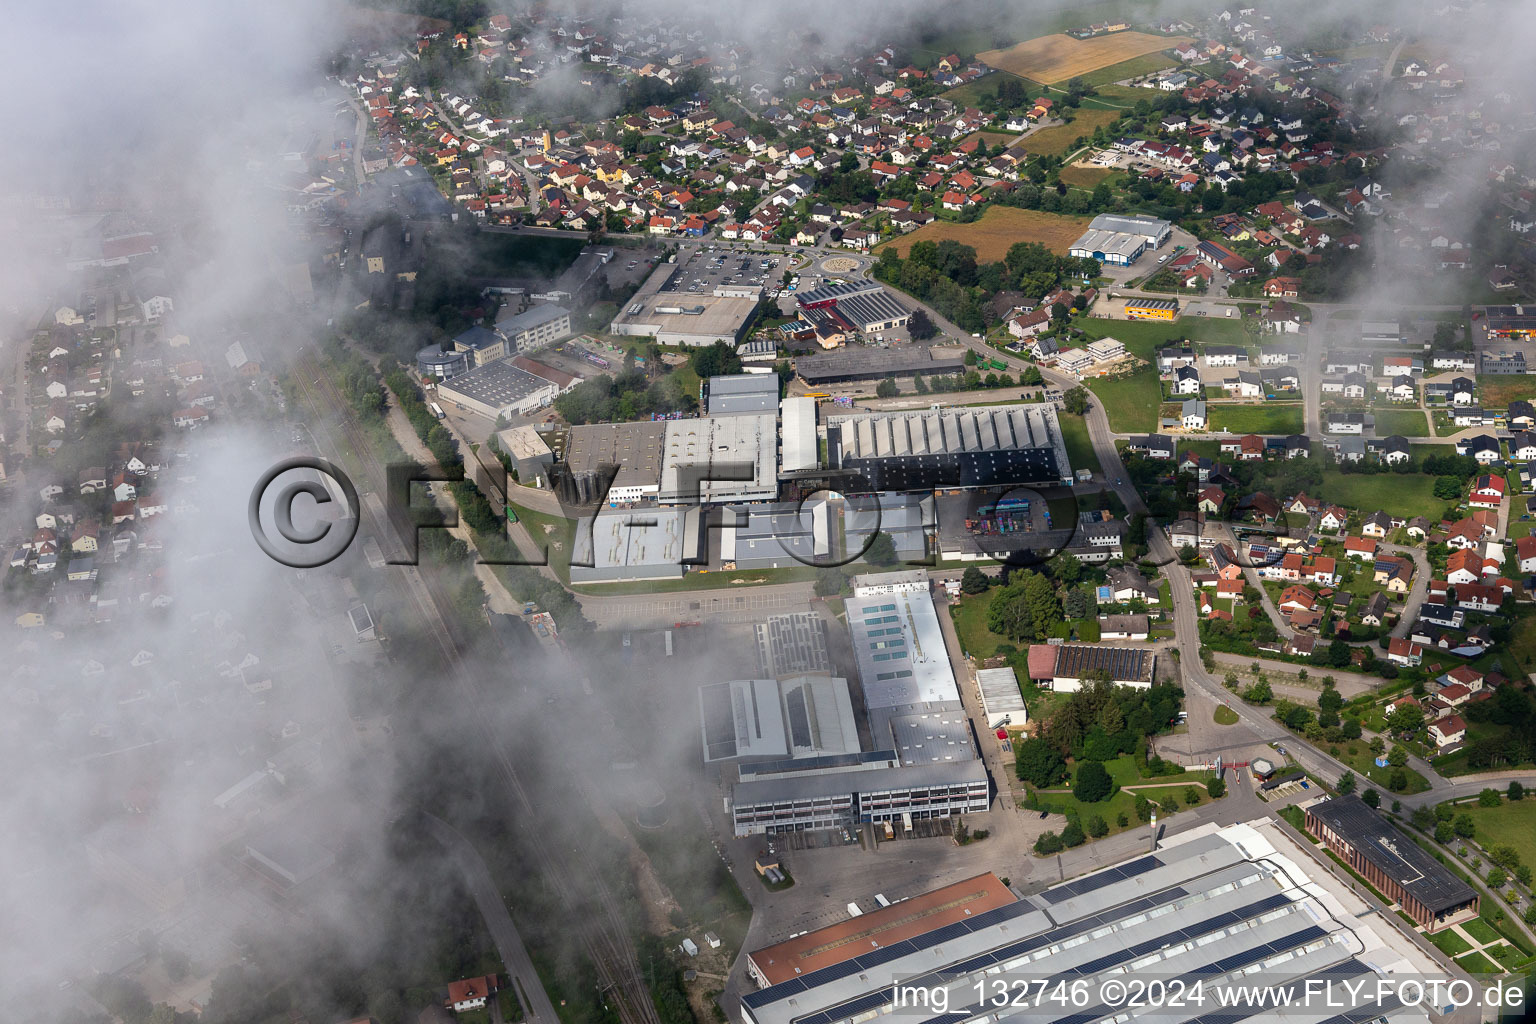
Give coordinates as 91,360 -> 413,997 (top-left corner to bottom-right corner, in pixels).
1061,820 -> 1086,847
1433,476 -> 1464,500
1386,703 -> 1425,735
1183,786 -> 1201,806
988,570 -> 1061,642
1134,794 -> 1153,821
1074,760 -> 1113,802
1389,768 -> 1408,792
1487,867 -> 1507,888
1050,551 -> 1083,585
864,531 -> 899,566
1387,745 -> 1408,768
1337,771 -> 1356,795
1518,865 -> 1533,887
1341,718 -> 1362,739
1034,830 -> 1064,854
1244,677 -> 1273,704
1479,788 -> 1502,807
1435,821 -> 1453,843
1511,781 -> 1526,801
1208,776 -> 1226,797
1159,794 -> 1179,815
814,567 -> 846,596
1361,788 -> 1380,808
1016,738 -> 1066,787
1062,386 -> 1089,415
961,566 -> 991,594
908,308 -> 937,340
1454,813 -> 1477,838
1086,814 -> 1109,838
875,378 -> 899,398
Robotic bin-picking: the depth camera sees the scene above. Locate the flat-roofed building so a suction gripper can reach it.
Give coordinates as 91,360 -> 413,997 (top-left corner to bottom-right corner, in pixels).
850,568 -> 930,596
496,302 -> 573,353
1306,795 -> 1478,932
660,413 -> 779,504
496,424 -> 555,485
778,397 -> 819,474
698,674 -> 861,763
436,359 -> 559,419
795,344 -> 967,385
561,421 -> 665,504
754,612 -> 831,677
882,705 -> 976,765
569,505 -> 704,582
706,373 -> 780,415
745,873 -> 1017,986
1125,297 -> 1179,320
740,821 -> 1443,1024
845,492 -> 933,562
827,404 -> 1072,489
611,287 -> 760,346
975,666 -> 1026,729
1086,212 -> 1172,246
722,500 -> 830,568
846,586 -> 958,711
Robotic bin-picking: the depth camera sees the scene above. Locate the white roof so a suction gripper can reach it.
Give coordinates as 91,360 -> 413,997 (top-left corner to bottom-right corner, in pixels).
846,588 -> 958,709
779,397 -> 818,472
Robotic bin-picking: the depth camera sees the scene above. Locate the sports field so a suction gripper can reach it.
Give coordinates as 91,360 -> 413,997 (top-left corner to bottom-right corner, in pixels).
879,205 -> 1091,261
979,31 -> 1191,85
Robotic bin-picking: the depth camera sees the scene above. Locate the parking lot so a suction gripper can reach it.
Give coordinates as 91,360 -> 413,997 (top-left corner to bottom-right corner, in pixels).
665,245 -> 782,295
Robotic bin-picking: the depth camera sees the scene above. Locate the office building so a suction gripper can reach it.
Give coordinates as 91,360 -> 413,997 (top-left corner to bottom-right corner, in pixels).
417,345 -> 470,380
496,302 -> 572,353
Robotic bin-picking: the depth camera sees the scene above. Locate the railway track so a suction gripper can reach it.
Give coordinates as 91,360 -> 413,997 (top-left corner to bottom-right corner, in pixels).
290,356 -> 663,1024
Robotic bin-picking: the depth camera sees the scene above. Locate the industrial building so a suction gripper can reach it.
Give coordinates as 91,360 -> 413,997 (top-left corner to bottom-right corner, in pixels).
416,344 -> 470,380
793,281 -> 911,334
1068,213 -> 1172,265
495,302 -> 573,354
850,568 -> 929,596
846,586 -> 959,711
881,705 -> 976,765
436,358 -> 560,420
722,500 -> 831,568
561,421 -> 666,504
569,505 -> 705,583
745,873 -> 1017,986
778,397 -> 819,474
844,492 -> 934,562
698,674 -> 861,762
740,822 -> 1442,1024
496,425 -> 555,484
795,345 -> 967,385
452,325 -> 508,366
1124,296 -> 1179,320
659,413 -> 779,504
754,612 -> 831,678
975,666 -> 1027,729
610,259 -> 762,345
1483,304 -> 1536,338
706,373 -> 780,415
1305,796 -> 1479,932
827,405 -> 1073,490
728,751 -> 989,836
1026,643 -> 1156,691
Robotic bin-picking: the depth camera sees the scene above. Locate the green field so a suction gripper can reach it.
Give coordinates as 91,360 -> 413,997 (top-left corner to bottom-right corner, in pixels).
1459,797 -> 1536,851
950,590 -> 1012,659
1316,470 -> 1449,522
1078,315 -> 1247,362
1031,781 -> 1212,844
1087,368 -> 1160,432
1214,705 -> 1239,725
1058,412 -> 1102,475
1078,52 -> 1181,88
1473,374 -> 1536,409
1371,409 -> 1430,437
1206,404 -> 1303,435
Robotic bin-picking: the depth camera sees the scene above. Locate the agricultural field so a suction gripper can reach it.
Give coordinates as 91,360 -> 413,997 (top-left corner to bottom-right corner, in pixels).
1206,403 -> 1304,435
1077,52 -> 1184,88
1475,374 -> 1536,408
979,31 -> 1192,85
1059,163 -> 1119,187
1025,108 -> 1126,156
879,205 -> 1091,261
1371,409 -> 1430,436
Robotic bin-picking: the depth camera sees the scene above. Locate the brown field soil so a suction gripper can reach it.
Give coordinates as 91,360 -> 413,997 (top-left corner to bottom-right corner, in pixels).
878,206 -> 1092,261
1025,108 -> 1125,157
979,31 -> 1192,84
1059,163 -> 1115,187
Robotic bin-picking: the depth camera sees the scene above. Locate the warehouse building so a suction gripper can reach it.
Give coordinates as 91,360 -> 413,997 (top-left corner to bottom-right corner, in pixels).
975,666 -> 1027,729
659,413 -> 779,504
1026,643 -> 1155,691
706,373 -> 780,415
795,345 -> 967,385
1305,796 -> 1479,932
609,264 -> 762,346
569,505 -> 704,583
844,492 -> 934,562
745,873 -> 1017,987
496,425 -> 555,485
698,674 -> 861,763
778,397 -> 819,475
728,751 -> 989,836
436,359 -> 560,420
754,612 -> 831,678
1068,226 -> 1148,265
496,302 -> 572,354
560,421 -> 665,504
827,405 -> 1073,490
722,500 -> 831,568
740,821 -> 1441,1024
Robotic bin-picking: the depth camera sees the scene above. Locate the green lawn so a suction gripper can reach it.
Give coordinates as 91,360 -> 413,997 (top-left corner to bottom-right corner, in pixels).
1462,916 -> 1501,944
1214,704 -> 1239,725
1454,951 -> 1499,974
1206,404 -> 1303,434
1058,412 -> 1102,476
951,591 -> 1013,659
1078,315 -> 1246,362
1030,782 -> 1211,846
1330,739 -> 1431,794
1077,52 -> 1181,88
1087,368 -> 1161,432
1427,928 -> 1473,956
1459,797 -> 1536,851
1371,409 -> 1430,437
1316,470 -> 1450,521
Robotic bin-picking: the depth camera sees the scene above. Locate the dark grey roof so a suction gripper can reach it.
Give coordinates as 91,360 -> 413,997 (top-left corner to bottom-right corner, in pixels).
1307,796 -> 1477,913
